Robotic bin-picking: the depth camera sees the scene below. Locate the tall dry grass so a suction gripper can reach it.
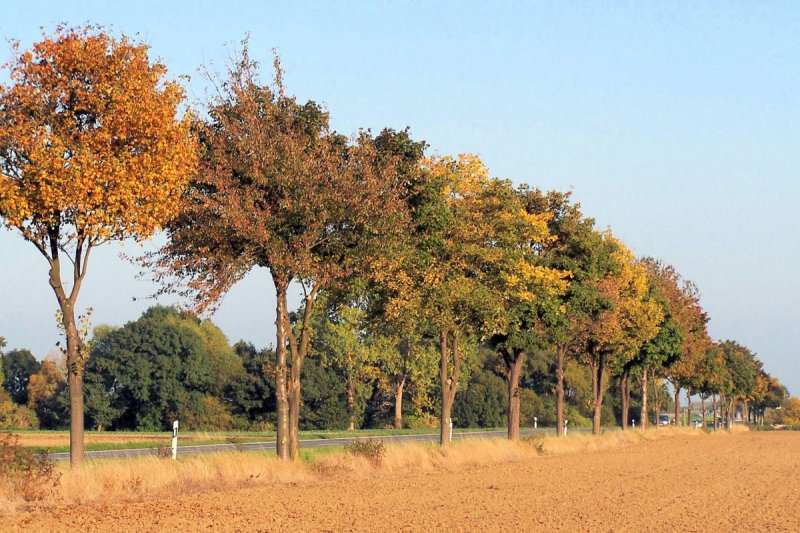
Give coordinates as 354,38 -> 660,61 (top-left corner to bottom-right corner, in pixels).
0,427 -> 708,514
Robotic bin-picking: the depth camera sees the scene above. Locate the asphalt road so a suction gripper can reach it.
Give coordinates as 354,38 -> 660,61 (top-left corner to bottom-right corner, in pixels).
47,427 -> 577,461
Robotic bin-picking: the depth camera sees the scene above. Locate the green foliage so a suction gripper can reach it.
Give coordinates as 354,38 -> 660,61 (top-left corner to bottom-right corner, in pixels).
225,342 -> 276,429
2,348 -> 40,405
180,395 -> 235,431
0,433 -> 60,501
83,306 -> 242,431
299,356 -> 350,430
452,367 -> 507,428
344,439 -> 386,466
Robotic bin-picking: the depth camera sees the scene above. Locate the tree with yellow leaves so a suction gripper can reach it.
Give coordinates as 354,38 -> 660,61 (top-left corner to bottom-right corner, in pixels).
0,26 -> 196,465
579,235 -> 663,434
375,154 -> 568,445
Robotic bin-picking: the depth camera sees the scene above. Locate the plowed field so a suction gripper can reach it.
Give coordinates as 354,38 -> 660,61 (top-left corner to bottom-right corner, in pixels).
7,431 -> 800,532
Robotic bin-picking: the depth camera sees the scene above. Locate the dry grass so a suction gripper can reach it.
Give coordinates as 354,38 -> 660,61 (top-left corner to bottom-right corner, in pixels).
0,427 -> 710,515
528,426 -> 705,456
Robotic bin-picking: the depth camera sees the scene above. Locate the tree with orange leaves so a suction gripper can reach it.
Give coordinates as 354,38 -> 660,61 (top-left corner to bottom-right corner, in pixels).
150,45 -> 408,461
0,26 -> 196,465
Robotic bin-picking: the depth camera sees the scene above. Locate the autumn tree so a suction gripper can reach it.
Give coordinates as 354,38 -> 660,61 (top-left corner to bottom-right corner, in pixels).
2,347 -> 41,405
660,275 -> 710,427
629,259 -> 684,428
0,26 -> 196,464
150,46 -> 407,460
27,358 -> 69,429
578,237 -> 662,434
359,128 -> 438,430
374,155 -> 567,445
484,184 -> 570,441
718,340 -> 758,428
514,189 -> 600,436
751,373 -> 787,426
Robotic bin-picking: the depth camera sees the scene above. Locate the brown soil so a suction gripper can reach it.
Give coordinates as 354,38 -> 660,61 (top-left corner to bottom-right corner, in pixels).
7,432 -> 800,532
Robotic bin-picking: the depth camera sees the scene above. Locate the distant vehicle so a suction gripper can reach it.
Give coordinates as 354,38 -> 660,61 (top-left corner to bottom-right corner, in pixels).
658,415 -> 670,426
692,420 -> 703,428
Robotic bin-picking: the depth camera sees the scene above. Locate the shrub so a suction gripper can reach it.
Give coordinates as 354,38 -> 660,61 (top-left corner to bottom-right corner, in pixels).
0,433 -> 60,501
0,391 -> 40,429
344,439 -> 386,466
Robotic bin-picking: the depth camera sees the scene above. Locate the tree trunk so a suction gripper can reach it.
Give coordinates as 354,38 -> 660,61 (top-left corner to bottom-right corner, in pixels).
556,346 -> 566,437
701,395 -> 706,429
651,369 -> 660,428
506,350 -> 524,441
59,308 -> 85,467
347,376 -> 356,431
674,386 -> 681,426
274,282 -> 290,460
640,369 -> 649,429
439,330 -> 461,448
743,399 -> 750,426
288,358 -> 302,460
393,375 -> 405,429
591,353 -> 606,435
686,389 -> 692,427
712,394 -> 717,429
620,373 -> 630,430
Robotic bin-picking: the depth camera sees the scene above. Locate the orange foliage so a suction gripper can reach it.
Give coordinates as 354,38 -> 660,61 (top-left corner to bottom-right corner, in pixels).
0,25 -> 197,243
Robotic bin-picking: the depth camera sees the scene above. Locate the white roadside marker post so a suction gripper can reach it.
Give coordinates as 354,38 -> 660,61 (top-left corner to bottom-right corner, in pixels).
632,419 -> 636,429
534,416 -> 537,429
171,420 -> 179,460
564,419 -> 568,436
449,418 -> 453,443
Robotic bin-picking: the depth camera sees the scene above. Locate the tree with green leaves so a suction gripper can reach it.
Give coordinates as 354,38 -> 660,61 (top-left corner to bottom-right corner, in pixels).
718,340 -> 758,428
517,191 -> 615,436
311,295 -> 379,431
1,348 -> 41,405
483,184 -> 570,441
226,342 -> 276,429
83,306 -> 242,431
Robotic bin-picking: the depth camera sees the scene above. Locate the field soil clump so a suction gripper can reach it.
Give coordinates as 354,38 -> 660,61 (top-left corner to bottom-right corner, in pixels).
5,431 -> 799,531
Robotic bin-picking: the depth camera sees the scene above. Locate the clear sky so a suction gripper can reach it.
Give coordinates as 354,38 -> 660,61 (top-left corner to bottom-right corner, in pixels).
0,2 -> 797,394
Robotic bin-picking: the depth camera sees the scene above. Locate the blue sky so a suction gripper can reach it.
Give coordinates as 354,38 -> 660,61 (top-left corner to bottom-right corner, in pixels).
0,2 -> 798,394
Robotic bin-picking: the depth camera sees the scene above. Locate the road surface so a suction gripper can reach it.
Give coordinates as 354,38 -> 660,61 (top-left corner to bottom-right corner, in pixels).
47,427 -> 576,461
